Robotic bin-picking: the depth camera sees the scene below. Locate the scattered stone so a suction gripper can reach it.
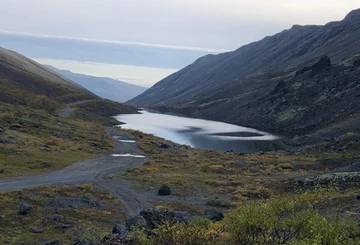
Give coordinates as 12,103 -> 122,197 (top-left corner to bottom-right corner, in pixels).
125,215 -> 147,230
42,217 -> 49,225
203,210 -> 224,222
31,226 -> 44,233
43,240 -> 62,245
48,197 -> 101,209
84,228 -> 92,233
51,215 -> 64,222
72,239 -> 91,245
158,185 -> 171,196
112,224 -> 128,239
0,214 -> 5,219
89,141 -> 100,147
55,223 -> 72,229
0,126 -> 3,133
39,146 -> 52,152
57,122 -> 63,126
0,139 -> 10,144
19,201 -> 33,215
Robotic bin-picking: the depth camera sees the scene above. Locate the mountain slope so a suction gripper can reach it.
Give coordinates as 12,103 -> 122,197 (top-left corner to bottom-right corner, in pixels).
45,66 -> 147,102
129,9 -> 360,106
0,46 -> 136,120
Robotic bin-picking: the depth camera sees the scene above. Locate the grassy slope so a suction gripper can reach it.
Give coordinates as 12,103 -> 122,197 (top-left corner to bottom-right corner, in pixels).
119,130 -> 360,222
0,48 -> 137,177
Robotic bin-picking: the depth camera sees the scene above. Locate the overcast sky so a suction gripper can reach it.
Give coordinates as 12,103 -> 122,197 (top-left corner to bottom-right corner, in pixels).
1,0 -> 359,86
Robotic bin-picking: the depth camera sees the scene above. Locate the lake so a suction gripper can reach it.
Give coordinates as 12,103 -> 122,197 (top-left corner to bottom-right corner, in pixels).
115,110 -> 280,153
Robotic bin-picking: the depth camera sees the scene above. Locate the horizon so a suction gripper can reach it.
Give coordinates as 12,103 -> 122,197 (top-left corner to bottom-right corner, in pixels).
1,1 -> 358,86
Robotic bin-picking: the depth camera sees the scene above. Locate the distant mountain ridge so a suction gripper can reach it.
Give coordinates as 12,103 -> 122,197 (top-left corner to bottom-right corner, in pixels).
129,9 -> 360,106
128,9 -> 360,144
45,66 -> 147,102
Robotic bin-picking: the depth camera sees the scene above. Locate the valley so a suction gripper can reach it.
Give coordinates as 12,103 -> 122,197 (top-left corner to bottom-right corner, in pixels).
1,8 -> 360,245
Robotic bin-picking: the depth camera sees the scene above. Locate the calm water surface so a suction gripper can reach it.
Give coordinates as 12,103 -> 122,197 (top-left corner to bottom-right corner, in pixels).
115,110 -> 280,153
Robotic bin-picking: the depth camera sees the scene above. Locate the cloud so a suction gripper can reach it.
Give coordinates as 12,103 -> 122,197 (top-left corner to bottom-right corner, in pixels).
0,30 -> 229,53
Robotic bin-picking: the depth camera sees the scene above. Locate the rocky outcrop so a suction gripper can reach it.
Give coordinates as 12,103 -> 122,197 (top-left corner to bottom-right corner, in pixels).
295,172 -> 360,190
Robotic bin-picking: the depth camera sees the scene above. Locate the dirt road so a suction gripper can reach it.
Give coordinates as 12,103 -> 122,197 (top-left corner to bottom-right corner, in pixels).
0,128 -> 152,215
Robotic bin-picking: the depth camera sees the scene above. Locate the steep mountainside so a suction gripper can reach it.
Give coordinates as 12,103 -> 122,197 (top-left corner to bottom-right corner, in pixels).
129,9 -> 360,106
0,46 -> 136,120
45,66 -> 147,102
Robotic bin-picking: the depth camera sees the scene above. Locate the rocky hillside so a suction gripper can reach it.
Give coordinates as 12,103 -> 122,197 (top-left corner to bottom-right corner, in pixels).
130,9 -> 360,106
129,9 -> 360,140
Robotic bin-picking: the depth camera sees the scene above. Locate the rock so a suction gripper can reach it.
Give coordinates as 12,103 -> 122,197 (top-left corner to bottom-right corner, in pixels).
55,223 -> 72,229
72,239 -> 91,245
203,210 -> 224,222
112,224 -> 128,239
125,215 -> 147,230
0,139 -> 10,144
51,215 -> 64,222
31,226 -> 44,233
39,146 -> 52,152
57,122 -> 63,126
0,214 -> 5,219
174,211 -> 193,223
48,197 -> 102,209
42,217 -> 49,225
158,185 -> 171,196
311,55 -> 331,72
159,143 -> 170,149
89,141 -> 100,147
140,209 -> 175,229
19,201 -> 33,215
0,126 -> 4,133
43,240 -> 62,245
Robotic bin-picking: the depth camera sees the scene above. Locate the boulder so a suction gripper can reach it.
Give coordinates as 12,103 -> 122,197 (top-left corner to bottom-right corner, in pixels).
112,224 -> 128,239
125,215 -> 147,230
158,185 -> 171,196
19,201 -> 33,215
31,226 -> 44,233
140,209 -> 175,229
203,210 -> 224,222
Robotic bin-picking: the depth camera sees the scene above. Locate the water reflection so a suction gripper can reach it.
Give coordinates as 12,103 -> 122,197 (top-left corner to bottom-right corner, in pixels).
115,110 -> 280,153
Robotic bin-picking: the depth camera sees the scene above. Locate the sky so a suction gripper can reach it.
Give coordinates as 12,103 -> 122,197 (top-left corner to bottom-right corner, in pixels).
0,0 -> 359,86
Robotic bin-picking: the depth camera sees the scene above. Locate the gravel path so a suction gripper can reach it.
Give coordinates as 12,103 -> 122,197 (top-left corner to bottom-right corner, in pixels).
0,128 -> 152,215
58,100 -> 98,118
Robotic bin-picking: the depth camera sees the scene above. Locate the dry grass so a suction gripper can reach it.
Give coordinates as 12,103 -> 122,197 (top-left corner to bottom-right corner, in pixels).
0,184 -> 125,245
0,103 -> 114,178
118,130 -> 319,201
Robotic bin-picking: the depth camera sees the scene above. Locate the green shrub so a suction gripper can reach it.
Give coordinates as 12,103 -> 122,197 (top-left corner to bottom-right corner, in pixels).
225,193 -> 360,245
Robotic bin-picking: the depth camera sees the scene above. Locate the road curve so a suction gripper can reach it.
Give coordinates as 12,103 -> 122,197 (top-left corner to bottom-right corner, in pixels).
0,128 -> 150,215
